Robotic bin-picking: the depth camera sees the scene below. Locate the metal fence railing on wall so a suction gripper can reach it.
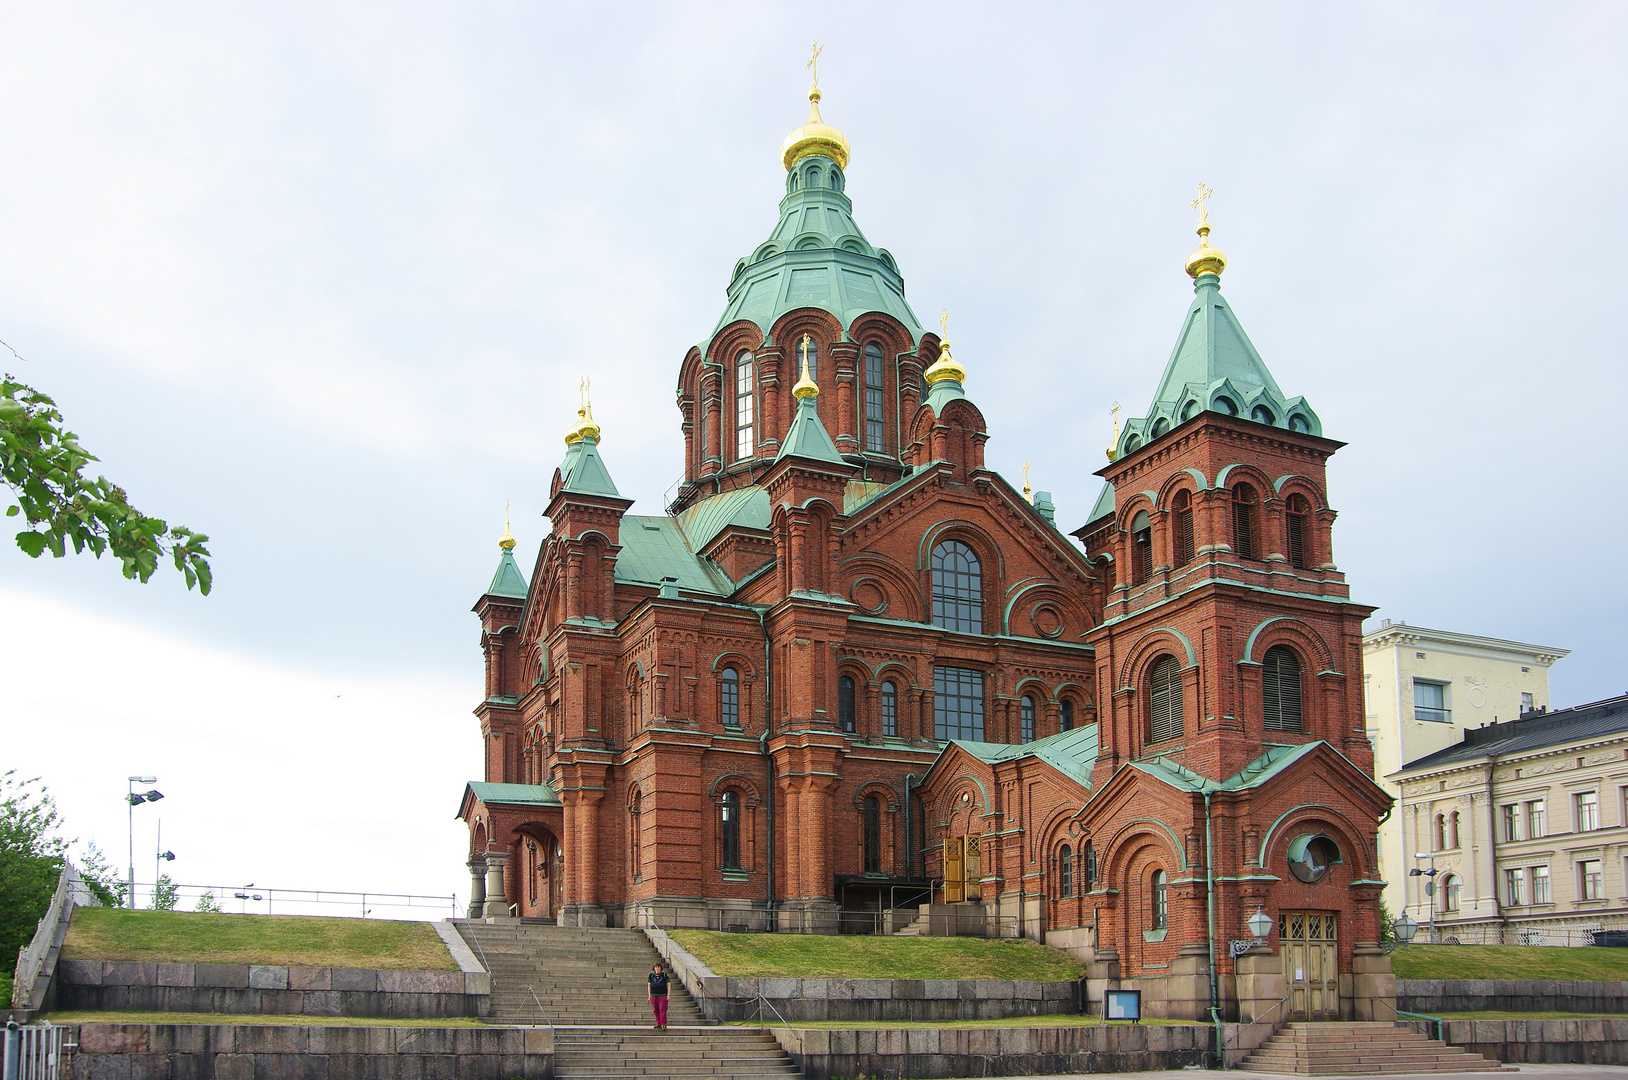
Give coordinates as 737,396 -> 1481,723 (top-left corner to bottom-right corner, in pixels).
1405,916 -> 1628,948
632,902 -> 1021,938
3,1021 -> 70,1080
124,881 -> 457,920
11,861 -> 97,1013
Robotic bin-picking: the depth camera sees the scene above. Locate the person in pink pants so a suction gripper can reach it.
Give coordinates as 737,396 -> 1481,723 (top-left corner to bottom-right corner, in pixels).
647,962 -> 671,1029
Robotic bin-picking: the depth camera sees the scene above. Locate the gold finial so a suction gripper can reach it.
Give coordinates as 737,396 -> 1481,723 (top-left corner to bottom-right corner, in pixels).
1022,462 -> 1033,504
499,500 -> 517,550
781,44 -> 851,170
924,309 -> 966,386
792,335 -> 819,398
1105,401 -> 1121,462
1185,182 -> 1228,279
564,376 -> 602,445
939,308 -> 950,338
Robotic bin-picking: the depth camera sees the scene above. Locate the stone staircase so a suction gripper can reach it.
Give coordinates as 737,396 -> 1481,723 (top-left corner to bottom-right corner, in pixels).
456,922 -> 801,1080
1241,1021 -> 1508,1075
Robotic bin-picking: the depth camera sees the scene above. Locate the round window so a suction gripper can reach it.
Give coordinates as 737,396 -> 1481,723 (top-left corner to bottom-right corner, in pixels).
1287,834 -> 1340,884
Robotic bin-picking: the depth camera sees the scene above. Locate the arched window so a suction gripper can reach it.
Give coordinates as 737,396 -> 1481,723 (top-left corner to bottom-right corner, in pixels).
864,342 -> 886,453
1059,845 -> 1073,898
1060,699 -> 1074,732
838,675 -> 856,733
881,681 -> 898,737
1442,873 -> 1461,912
862,796 -> 881,873
1021,695 -> 1036,742
1251,404 -> 1275,425
1214,396 -> 1238,417
1085,841 -> 1097,891
1261,646 -> 1304,733
1231,483 -> 1258,560
629,789 -> 642,880
1171,489 -> 1195,567
1130,510 -> 1152,585
1152,869 -> 1168,929
931,540 -> 982,633
734,351 -> 755,460
1149,656 -> 1184,743
720,667 -> 740,728
720,790 -> 742,871
1447,811 -> 1460,849
1285,493 -> 1312,569
1434,813 -> 1447,851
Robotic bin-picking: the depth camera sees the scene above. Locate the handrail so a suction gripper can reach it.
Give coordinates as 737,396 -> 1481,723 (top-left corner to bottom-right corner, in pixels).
1375,996 -> 1443,1042
525,985 -> 554,1028
754,993 -> 795,1036
1219,994 -> 1291,1068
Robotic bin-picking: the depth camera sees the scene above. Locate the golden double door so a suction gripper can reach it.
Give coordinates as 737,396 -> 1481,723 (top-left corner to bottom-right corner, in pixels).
1281,911 -> 1339,1020
942,835 -> 982,902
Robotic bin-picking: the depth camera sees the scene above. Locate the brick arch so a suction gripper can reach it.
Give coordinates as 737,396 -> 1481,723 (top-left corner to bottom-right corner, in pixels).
934,775 -> 989,826
1271,473 -> 1329,510
1098,817 -> 1188,877
710,651 -> 759,678
1242,616 -> 1337,672
839,554 -> 922,622
1157,467 -> 1211,503
709,773 -> 762,806
917,520 -> 1005,580
1115,627 -> 1198,690
1258,804 -> 1375,879
1215,462 -> 1275,495
1115,490 -> 1159,530
871,661 -> 918,690
852,780 -> 901,811
1013,676 -> 1051,701
1002,580 -> 1091,638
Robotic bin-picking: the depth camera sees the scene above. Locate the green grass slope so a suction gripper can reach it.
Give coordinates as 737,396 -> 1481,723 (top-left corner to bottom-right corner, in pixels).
1390,944 -> 1628,981
63,908 -> 456,971
668,930 -> 1087,981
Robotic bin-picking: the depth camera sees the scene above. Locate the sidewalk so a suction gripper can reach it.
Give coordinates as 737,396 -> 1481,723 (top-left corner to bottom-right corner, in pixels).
1012,1067 -> 1618,1080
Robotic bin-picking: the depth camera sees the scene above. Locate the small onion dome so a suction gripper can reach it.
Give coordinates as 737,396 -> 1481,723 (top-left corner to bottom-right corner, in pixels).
924,339 -> 966,385
564,401 -> 601,446
498,523 -> 517,550
782,89 -> 851,171
1185,222 -> 1227,279
792,351 -> 819,398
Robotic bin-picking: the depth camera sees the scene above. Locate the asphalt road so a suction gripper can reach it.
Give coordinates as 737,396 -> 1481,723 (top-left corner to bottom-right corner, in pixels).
1010,1069 -> 1622,1080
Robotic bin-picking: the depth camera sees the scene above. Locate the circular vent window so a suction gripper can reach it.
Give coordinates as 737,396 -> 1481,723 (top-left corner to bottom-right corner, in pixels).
1287,834 -> 1341,884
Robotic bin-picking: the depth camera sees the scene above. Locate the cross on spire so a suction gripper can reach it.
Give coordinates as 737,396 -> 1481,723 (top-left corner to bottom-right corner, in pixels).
808,42 -> 823,91
939,308 -> 950,338
1190,183 -> 1214,226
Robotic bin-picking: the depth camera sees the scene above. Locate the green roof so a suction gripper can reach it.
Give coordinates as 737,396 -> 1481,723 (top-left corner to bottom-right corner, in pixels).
705,154 -> 924,351
465,781 -> 560,808
777,393 -> 845,465
484,548 -> 529,599
946,724 -> 1100,790
1128,741 -> 1324,794
1085,482 -> 1114,526
1116,272 -> 1321,458
558,435 -> 620,497
615,515 -> 733,595
676,486 -> 772,551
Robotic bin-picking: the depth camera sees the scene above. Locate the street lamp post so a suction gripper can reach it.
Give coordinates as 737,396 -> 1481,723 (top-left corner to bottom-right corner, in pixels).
155,819 -> 176,907
1410,851 -> 1440,944
126,776 -> 163,910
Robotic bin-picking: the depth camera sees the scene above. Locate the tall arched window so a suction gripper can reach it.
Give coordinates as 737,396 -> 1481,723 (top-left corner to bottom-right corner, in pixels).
629,789 -> 642,880
931,540 -> 982,633
734,351 -> 755,460
1130,510 -> 1152,585
1149,656 -> 1184,743
1447,811 -> 1460,849
1434,813 -> 1447,851
1172,489 -> 1195,567
881,681 -> 898,737
862,796 -> 881,873
1059,845 -> 1073,898
1231,483 -> 1259,560
1152,869 -> 1168,929
1085,841 -> 1097,891
720,790 -> 741,871
1285,493 -> 1312,569
864,342 -> 886,453
720,667 -> 740,728
1060,699 -> 1074,731
1021,695 -> 1036,742
1442,873 -> 1461,911
838,675 -> 856,733
1261,646 -> 1304,733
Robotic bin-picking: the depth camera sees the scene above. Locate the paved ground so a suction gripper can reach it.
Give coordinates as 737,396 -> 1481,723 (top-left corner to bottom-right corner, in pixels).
1011,1068 -> 1623,1080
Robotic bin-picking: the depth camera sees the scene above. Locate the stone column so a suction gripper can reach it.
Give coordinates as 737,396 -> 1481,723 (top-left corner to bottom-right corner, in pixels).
482,850 -> 511,920
467,856 -> 487,919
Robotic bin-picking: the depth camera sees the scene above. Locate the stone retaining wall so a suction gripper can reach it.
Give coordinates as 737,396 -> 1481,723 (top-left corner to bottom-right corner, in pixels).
65,1023 -> 551,1079
769,1022 -> 1233,1078
642,927 -> 1076,1022
1429,1017 -> 1628,1064
1399,978 -> 1628,1014
55,960 -> 489,1019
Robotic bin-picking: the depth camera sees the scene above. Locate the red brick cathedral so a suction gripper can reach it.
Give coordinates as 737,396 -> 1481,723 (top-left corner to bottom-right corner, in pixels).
458,80 -> 1394,1020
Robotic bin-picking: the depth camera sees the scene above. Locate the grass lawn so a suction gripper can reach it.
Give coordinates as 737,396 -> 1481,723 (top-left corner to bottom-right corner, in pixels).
667,930 -> 1087,982
1389,944 -> 1628,981
63,908 -> 456,971
46,1011 -> 487,1028
731,1015 -> 1192,1029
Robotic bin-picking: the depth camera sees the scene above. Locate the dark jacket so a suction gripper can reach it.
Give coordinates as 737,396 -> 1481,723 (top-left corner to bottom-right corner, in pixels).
647,972 -> 670,997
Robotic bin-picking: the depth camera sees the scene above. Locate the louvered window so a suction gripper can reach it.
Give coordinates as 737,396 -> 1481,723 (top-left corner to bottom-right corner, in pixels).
1130,510 -> 1152,585
1059,845 -> 1073,898
1172,489 -> 1195,567
1232,483 -> 1258,560
931,540 -> 983,633
735,352 -> 755,460
838,675 -> 856,733
864,342 -> 886,453
1021,695 -> 1036,742
1149,655 -> 1184,743
1260,646 -> 1304,733
1286,493 -> 1310,569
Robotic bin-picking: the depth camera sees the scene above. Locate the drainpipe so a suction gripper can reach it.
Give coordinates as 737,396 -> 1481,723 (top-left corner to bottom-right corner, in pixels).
1204,789 -> 1223,1066
757,607 -> 776,930
903,773 -> 916,884
1485,755 -> 1502,933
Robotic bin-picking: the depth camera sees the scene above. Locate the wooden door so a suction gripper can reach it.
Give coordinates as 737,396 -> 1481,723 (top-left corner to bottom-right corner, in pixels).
943,837 -> 964,901
964,835 -> 982,901
1281,911 -> 1339,1020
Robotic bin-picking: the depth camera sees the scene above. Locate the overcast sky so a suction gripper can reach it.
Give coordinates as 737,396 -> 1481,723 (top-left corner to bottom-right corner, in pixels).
4,3 -> 1624,912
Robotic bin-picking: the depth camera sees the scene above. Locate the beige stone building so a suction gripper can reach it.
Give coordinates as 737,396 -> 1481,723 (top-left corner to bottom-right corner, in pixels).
1362,622 -> 1567,892
1388,693 -> 1628,944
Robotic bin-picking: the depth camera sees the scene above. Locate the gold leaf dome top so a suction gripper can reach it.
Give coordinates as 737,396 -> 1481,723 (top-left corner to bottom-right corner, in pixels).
924,338 -> 966,385
782,89 -> 850,171
1185,222 -> 1228,279
563,377 -> 601,445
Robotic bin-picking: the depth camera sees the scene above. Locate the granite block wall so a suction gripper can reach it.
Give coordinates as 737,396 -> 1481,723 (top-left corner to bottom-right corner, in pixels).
1399,978 -> 1628,1015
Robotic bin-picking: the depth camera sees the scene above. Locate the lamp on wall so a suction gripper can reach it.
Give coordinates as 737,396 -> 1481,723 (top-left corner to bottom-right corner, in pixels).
1229,906 -> 1274,958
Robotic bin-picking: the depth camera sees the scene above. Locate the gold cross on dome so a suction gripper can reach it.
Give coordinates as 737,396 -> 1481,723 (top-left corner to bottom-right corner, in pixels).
1022,461 -> 1032,501
808,42 -> 823,90
579,376 -> 591,409
939,308 -> 950,337
1190,183 -> 1214,225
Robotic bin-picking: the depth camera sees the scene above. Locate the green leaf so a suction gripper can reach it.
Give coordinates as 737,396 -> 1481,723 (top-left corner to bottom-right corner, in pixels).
15,531 -> 46,557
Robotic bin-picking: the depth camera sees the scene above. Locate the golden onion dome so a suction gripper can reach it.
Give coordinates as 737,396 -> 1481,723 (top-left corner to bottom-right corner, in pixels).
564,378 -> 601,445
924,338 -> 966,386
791,348 -> 819,399
1185,222 -> 1227,279
781,89 -> 851,172
498,503 -> 517,551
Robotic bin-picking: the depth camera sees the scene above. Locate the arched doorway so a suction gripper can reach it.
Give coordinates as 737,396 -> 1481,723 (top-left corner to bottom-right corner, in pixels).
522,828 -> 563,920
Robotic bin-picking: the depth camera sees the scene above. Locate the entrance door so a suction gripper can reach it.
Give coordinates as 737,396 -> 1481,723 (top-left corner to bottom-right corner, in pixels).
1281,911 -> 1339,1020
943,837 -> 964,901
963,835 -> 981,901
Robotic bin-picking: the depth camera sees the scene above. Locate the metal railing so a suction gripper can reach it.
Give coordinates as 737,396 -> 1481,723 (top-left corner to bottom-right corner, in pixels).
633,901 -> 1021,937
1394,915 -> 1628,947
525,986 -> 554,1028
3,1021 -> 70,1080
1219,994 -> 1290,1067
11,862 -> 97,1012
1376,996 -> 1445,1042
122,881 -> 457,919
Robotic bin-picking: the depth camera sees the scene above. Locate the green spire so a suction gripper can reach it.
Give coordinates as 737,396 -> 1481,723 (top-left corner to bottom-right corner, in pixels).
558,433 -> 620,497
1114,216 -> 1321,458
776,346 -> 844,465
485,546 -> 529,599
